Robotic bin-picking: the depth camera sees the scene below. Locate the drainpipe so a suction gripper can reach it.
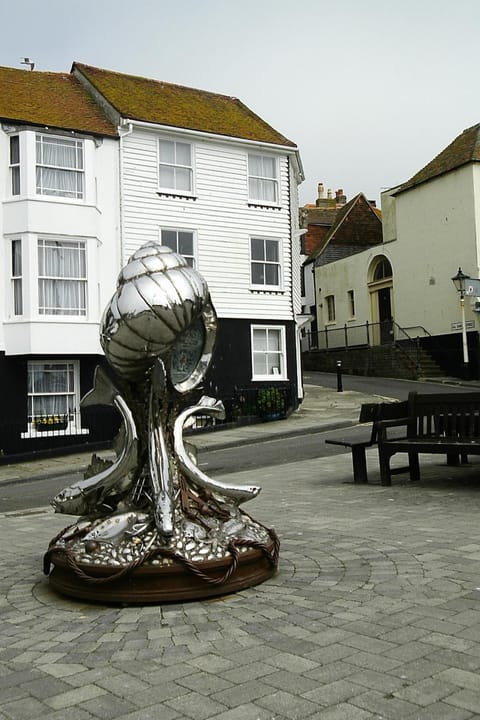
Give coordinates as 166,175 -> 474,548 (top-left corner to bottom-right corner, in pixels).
118,121 -> 133,268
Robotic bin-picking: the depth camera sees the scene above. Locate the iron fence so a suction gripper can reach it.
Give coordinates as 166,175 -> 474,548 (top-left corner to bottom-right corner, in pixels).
0,385 -> 292,462
302,321 -> 385,351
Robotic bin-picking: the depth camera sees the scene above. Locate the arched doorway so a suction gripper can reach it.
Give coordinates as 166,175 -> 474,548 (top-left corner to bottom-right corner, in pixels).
368,256 -> 394,344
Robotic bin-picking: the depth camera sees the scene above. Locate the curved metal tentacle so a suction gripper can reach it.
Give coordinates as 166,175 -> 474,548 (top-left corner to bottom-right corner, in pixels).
51,367 -> 139,515
173,400 -> 261,504
148,359 -> 175,536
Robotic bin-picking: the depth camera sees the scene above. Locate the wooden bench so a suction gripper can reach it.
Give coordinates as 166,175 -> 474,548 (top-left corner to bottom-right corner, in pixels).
325,401 -> 407,484
377,391 -> 480,486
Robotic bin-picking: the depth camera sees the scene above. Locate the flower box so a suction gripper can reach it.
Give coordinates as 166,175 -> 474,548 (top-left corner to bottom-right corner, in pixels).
33,415 -> 68,432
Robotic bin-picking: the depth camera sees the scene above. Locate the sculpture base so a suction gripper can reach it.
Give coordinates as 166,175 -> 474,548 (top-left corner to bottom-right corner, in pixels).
46,540 -> 278,604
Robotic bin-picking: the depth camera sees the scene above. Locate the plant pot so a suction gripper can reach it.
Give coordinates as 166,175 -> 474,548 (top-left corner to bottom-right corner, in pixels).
35,420 -> 68,432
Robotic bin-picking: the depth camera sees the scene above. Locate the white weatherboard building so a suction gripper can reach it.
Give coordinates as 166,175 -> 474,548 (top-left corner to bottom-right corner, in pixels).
0,62 -> 304,455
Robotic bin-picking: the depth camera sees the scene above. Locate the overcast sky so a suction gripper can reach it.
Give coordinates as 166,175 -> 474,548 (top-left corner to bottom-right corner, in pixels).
2,0 -> 478,206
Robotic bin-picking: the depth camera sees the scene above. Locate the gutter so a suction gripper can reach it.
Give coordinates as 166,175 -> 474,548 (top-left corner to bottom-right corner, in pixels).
120,118 -> 304,182
118,122 -> 133,268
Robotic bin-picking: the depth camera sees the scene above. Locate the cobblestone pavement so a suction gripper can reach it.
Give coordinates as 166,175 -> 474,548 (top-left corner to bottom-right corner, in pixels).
3,443 -> 480,719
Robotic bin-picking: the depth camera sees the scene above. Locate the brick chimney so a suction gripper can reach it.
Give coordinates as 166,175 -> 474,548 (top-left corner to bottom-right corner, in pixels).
335,188 -> 347,206
315,181 -> 336,208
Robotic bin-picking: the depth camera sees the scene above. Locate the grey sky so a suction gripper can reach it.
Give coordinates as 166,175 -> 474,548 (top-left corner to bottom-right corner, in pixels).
2,0 -> 478,206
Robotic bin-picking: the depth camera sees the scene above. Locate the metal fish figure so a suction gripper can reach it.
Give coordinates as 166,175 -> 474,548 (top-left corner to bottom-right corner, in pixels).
83,511 -> 149,544
174,399 -> 261,504
51,366 -> 139,515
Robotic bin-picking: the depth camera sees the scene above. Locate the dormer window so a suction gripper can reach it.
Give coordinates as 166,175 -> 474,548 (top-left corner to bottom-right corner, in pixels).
36,134 -> 84,199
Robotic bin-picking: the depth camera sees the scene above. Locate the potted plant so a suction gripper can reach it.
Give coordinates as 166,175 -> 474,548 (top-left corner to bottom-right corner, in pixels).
256,387 -> 286,421
33,414 -> 68,432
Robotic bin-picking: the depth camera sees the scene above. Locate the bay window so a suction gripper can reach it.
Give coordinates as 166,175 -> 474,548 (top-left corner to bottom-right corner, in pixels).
10,136 -> 20,195
36,133 -> 84,199
38,238 -> 87,316
11,239 -> 23,315
251,325 -> 287,380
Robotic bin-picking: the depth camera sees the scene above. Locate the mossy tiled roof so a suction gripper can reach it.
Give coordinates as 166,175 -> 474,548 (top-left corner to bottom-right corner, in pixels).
73,62 -> 296,147
310,193 -> 382,266
0,66 -> 117,137
395,123 -> 480,195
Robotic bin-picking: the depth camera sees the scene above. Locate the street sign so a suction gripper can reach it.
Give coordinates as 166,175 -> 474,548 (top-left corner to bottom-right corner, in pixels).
464,278 -> 480,296
451,320 -> 475,330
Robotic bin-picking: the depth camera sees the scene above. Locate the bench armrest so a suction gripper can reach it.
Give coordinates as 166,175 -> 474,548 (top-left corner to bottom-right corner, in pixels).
377,417 -> 410,440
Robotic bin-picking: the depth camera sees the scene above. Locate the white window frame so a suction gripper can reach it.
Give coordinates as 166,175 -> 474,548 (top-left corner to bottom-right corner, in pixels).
10,135 -> 20,196
160,228 -> 196,267
36,133 -> 84,199
38,237 -> 87,316
251,325 -> 287,381
158,138 -> 194,195
23,360 -> 87,438
11,238 -> 23,316
248,153 -> 279,206
250,236 -> 282,291
325,295 -> 336,323
347,289 -> 356,319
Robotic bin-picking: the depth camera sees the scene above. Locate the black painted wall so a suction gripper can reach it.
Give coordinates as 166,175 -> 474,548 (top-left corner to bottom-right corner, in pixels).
204,317 -> 299,412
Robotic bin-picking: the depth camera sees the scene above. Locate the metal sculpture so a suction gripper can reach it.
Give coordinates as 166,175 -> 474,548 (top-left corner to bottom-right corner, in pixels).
44,243 -> 279,602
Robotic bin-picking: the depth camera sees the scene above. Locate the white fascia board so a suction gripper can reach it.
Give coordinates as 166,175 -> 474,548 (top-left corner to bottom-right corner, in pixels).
119,117 -> 303,175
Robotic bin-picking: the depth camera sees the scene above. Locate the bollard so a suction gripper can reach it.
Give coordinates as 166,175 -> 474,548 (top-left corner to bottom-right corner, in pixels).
336,360 -> 343,392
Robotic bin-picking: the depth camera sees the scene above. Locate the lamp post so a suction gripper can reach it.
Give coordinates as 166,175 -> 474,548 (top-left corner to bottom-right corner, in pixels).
451,267 -> 470,378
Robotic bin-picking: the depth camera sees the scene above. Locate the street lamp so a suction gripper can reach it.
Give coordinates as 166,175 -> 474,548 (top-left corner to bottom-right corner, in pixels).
451,267 -> 470,378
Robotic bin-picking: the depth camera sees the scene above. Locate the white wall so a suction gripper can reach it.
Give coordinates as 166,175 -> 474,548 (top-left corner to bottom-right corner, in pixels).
313,165 -> 480,341
386,166 -> 478,336
1,129 -> 120,356
120,127 -> 297,321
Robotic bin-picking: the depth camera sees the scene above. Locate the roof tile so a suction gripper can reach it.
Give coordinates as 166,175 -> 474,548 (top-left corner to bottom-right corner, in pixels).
0,66 -> 117,137
73,62 -> 296,146
395,123 -> 480,194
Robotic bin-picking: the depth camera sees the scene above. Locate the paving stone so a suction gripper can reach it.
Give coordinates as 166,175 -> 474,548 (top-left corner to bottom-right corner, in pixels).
445,689 -> 480,713
404,701 -> 474,719
6,440 -> 480,719
177,669 -> 233,695
256,689 -> 320,719
351,688 -> 420,718
0,696 -> 49,719
308,702 -> 375,719
394,676 -> 457,705
164,690 -> 228,719
44,684 -> 107,710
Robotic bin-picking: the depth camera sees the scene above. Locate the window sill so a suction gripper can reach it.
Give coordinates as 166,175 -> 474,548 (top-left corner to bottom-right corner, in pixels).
250,287 -> 284,294
21,427 -> 89,439
157,192 -> 197,201
252,377 -> 287,382
248,202 -> 282,210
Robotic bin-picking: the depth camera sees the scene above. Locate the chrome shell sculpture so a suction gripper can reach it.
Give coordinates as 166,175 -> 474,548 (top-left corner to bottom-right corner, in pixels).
44,243 -> 279,603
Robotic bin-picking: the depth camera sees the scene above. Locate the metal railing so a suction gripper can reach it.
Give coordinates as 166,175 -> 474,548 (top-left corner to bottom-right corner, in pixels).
0,386 -> 292,461
301,320 -> 462,377
302,320 -> 390,352
0,407 -> 120,459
